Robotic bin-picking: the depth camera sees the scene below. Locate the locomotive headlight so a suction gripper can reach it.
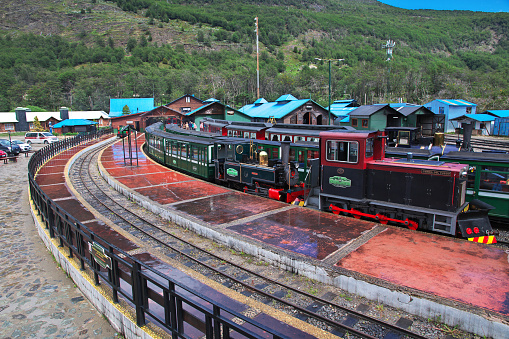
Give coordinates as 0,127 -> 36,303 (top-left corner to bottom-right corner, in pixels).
294,162 -> 299,169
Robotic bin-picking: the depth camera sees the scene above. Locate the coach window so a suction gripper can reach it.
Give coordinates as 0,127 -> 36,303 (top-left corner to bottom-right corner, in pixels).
479,166 -> 509,192
366,138 -> 374,158
326,140 -> 358,163
244,131 -> 250,138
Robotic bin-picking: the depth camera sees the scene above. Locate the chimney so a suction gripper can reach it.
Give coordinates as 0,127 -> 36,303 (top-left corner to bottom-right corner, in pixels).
15,107 -> 29,131
60,107 -> 69,120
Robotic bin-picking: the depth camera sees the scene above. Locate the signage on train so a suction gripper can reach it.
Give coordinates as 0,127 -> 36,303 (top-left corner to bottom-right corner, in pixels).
227,168 -> 238,177
329,176 -> 352,188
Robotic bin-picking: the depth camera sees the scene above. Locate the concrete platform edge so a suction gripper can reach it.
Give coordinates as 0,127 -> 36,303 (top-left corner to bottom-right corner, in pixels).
98,145 -> 509,339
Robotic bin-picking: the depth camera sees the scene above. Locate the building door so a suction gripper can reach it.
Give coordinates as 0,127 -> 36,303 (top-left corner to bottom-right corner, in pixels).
303,112 -> 311,124
386,114 -> 401,127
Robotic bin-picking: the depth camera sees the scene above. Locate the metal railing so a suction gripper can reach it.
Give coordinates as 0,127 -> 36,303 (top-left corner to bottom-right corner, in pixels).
28,128 -> 286,339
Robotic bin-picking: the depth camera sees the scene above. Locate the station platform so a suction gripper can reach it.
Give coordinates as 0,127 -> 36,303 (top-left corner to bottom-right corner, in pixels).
99,135 -> 509,337
33,134 -> 509,338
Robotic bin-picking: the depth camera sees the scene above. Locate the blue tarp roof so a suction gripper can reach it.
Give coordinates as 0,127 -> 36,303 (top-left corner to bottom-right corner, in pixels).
109,98 -> 155,117
240,94 -> 323,119
52,119 -> 98,128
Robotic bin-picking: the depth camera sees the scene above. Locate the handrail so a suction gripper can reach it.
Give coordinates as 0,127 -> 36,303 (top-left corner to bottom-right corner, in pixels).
28,128 -> 287,338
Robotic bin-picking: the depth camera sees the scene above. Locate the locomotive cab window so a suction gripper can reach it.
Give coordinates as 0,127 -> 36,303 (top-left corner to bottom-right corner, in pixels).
326,140 -> 358,163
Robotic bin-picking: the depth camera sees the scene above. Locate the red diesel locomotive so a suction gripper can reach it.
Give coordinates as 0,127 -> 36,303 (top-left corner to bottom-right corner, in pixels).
316,129 -> 495,243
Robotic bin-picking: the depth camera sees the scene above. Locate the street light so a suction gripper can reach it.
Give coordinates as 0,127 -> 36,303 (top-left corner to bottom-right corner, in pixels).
315,58 -> 344,125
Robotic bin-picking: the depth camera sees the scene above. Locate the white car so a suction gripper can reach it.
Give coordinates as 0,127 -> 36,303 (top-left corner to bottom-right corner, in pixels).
25,132 -> 59,144
12,140 -> 32,152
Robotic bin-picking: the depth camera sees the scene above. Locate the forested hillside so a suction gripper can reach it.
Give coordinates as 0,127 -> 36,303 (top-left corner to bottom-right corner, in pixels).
0,0 -> 508,112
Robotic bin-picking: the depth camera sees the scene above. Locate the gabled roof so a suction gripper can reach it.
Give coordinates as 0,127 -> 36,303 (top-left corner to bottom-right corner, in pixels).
240,95 -> 323,119
450,114 -> 495,122
27,112 -> 61,122
0,112 -> 18,123
254,98 -> 268,105
329,107 -> 357,118
68,111 -> 109,120
326,99 -> 358,110
391,105 -> 433,117
275,94 -> 298,102
52,119 -> 98,128
427,99 -> 476,106
484,110 -> 509,118
349,104 -> 400,117
109,98 -> 155,118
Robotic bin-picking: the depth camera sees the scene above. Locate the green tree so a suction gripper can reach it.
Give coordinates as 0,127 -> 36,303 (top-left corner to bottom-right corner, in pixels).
122,105 -> 131,115
32,116 -> 44,132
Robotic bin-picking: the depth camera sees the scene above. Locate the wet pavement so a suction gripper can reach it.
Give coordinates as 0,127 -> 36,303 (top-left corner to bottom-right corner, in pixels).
100,135 -> 509,321
0,139 -> 118,338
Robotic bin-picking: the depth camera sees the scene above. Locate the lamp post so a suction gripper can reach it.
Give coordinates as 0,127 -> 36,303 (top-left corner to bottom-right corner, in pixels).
315,58 -> 344,125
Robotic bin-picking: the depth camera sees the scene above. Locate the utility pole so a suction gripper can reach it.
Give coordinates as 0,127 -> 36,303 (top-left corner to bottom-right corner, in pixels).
315,58 -> 344,125
382,39 -> 395,101
255,17 -> 260,99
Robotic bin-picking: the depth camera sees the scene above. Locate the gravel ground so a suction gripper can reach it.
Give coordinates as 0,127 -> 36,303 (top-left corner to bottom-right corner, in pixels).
0,135 -> 119,338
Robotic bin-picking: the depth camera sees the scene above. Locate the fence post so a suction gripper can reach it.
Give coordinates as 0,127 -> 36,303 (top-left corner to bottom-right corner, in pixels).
132,262 -> 146,327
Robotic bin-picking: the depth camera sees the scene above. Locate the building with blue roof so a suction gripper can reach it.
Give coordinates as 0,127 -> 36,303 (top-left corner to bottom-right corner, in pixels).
52,119 -> 98,134
239,94 -> 330,125
424,99 -> 477,132
109,98 -> 156,118
450,114 -> 495,136
481,110 -> 509,136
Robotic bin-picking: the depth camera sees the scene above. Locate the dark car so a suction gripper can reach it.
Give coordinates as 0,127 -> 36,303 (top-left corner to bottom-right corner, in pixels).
0,139 -> 21,156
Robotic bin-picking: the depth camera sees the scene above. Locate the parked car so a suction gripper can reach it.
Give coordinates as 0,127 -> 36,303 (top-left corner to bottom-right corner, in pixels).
11,140 -> 31,153
0,139 -> 21,156
0,150 -> 6,158
24,132 -> 59,144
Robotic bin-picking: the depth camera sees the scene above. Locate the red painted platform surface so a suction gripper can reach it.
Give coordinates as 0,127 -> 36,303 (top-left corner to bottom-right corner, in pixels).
98,135 -> 509,318
34,136 -> 317,339
336,228 -> 509,315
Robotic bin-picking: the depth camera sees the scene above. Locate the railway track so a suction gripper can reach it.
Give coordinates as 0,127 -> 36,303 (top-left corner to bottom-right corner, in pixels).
68,141 -> 481,339
444,135 -> 509,152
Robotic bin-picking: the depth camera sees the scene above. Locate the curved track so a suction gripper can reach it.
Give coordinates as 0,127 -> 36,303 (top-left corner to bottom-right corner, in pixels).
69,140 -> 479,339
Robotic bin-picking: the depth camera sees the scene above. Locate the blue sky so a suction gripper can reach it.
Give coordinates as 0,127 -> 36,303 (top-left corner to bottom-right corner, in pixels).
377,0 -> 509,12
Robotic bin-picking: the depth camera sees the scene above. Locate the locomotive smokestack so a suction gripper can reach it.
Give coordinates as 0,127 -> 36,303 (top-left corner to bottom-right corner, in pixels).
281,141 -> 290,165
406,152 -> 413,161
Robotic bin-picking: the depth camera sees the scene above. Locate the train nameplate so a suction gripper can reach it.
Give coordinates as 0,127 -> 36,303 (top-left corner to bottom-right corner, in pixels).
329,176 -> 351,188
89,242 -> 111,269
227,168 -> 238,177
421,169 -> 450,176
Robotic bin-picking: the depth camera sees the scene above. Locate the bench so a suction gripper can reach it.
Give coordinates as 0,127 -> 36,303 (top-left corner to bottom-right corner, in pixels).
2,156 -> 18,164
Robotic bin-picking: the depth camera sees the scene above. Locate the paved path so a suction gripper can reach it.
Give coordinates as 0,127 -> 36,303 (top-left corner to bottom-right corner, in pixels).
0,141 -> 118,338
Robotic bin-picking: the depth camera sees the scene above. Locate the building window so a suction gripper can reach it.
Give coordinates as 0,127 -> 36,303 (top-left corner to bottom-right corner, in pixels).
29,123 -> 34,130
362,119 -> 368,128
182,107 -> 191,113
5,123 -> 14,131
466,107 -> 472,114
439,107 -> 445,114
351,118 -> 358,127
185,96 -> 190,103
